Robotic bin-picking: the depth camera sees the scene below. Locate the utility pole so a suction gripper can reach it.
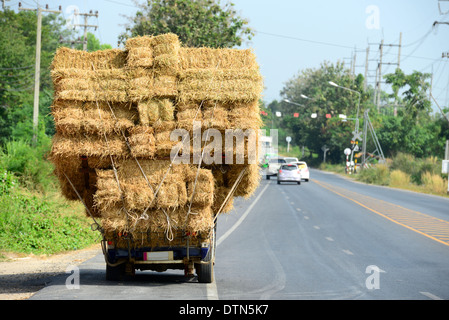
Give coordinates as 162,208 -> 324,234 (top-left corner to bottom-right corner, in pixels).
364,46 -> 370,91
73,10 -> 98,51
2,0 -> 10,9
376,39 -> 383,111
371,33 -> 402,114
18,2 -> 61,145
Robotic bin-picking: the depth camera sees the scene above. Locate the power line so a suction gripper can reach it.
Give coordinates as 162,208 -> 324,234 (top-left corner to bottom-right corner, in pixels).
103,0 -> 137,8
256,30 -> 354,50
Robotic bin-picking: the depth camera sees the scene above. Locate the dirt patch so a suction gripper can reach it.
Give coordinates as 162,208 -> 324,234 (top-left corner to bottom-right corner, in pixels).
0,244 -> 102,300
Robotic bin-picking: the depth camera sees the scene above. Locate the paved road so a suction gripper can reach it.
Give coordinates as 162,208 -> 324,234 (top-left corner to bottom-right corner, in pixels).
30,169 -> 449,300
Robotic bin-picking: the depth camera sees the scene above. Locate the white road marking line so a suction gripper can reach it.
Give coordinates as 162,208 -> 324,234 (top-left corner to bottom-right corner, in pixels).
210,183 -> 269,300
206,280 -> 219,300
313,226 -> 320,230
342,249 -> 354,255
217,183 -> 269,247
325,237 -> 334,242
420,291 -> 443,300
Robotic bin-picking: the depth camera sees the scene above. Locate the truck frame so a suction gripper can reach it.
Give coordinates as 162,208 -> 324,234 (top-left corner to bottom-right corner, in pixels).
101,222 -> 217,283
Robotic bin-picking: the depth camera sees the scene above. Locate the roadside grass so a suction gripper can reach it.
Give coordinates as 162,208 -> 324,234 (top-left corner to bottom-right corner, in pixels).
319,154 -> 449,198
0,167 -> 99,256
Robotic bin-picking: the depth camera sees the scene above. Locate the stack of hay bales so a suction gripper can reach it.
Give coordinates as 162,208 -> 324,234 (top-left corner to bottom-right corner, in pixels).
49,33 -> 263,247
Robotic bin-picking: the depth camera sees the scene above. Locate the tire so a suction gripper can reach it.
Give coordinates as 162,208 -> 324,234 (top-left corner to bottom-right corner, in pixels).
197,224 -> 216,283
277,180 -> 280,184
106,262 -> 126,281
297,181 -> 301,185
197,260 -> 214,283
266,175 -> 270,180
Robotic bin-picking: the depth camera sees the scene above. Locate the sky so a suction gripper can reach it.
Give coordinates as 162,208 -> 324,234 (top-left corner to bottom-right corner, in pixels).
8,0 -> 449,109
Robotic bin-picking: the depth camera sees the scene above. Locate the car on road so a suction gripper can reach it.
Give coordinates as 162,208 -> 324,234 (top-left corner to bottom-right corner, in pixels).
277,163 -> 302,185
293,161 -> 310,181
284,157 -> 299,163
265,157 -> 287,179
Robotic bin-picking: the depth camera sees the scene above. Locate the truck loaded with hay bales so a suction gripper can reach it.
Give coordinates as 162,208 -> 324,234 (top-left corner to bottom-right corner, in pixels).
49,33 -> 264,283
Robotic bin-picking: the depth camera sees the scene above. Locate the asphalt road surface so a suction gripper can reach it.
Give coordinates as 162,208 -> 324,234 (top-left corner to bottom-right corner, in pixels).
30,169 -> 449,300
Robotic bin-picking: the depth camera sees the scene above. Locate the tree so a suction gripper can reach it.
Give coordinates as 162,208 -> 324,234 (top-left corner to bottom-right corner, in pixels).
75,32 -> 112,52
0,9 -> 73,145
279,61 -> 367,163
120,0 -> 254,48
384,69 -> 432,120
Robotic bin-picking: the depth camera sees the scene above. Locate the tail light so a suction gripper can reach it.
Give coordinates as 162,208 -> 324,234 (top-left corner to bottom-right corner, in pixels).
279,169 -> 283,174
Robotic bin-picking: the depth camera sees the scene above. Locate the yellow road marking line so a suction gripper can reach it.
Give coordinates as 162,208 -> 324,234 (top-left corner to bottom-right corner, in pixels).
313,180 -> 449,248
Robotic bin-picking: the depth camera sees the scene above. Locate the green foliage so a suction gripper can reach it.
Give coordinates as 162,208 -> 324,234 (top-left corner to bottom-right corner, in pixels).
278,62 -> 448,165
279,61 -> 363,163
75,32 -> 113,52
356,164 -> 390,185
0,187 -> 98,254
0,137 -> 55,192
0,169 -> 17,195
0,9 -> 70,144
120,0 -> 254,48
390,152 -> 441,185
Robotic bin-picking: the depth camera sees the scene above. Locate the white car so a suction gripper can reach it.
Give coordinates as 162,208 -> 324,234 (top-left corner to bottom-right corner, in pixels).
277,164 -> 302,185
293,161 -> 310,181
284,157 -> 299,163
265,158 -> 287,179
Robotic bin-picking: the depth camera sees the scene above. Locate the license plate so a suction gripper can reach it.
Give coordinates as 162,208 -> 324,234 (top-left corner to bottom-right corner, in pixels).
143,251 -> 174,261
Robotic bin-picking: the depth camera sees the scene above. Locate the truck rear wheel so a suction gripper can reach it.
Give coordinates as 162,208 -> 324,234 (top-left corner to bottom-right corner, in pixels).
197,224 -> 216,283
197,260 -> 214,283
106,262 -> 125,281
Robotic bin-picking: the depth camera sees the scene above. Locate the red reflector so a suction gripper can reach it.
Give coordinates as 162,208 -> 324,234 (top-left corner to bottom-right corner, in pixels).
107,241 -> 113,245
279,170 -> 283,174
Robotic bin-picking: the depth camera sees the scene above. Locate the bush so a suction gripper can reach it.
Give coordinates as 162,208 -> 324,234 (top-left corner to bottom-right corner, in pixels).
356,164 -> 390,185
389,169 -> 410,188
0,187 -> 98,254
0,169 -> 17,195
0,138 -> 55,192
391,152 -> 441,185
421,172 -> 447,195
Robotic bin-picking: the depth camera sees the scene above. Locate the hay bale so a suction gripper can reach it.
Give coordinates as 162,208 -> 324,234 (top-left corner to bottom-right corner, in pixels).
186,168 -> 214,207
51,47 -> 126,71
212,186 -> 234,214
50,155 -> 110,206
155,178 -> 188,209
93,169 -> 122,212
179,47 -> 258,70
127,125 -> 155,158
52,100 -> 137,136
228,102 -> 263,131
115,159 -> 189,182
127,47 -> 153,68
154,129 -> 179,157
177,78 -> 262,103
226,163 -> 260,198
176,107 -> 202,131
202,104 -> 229,130
125,35 -> 153,49
128,75 -> 178,101
50,133 -> 128,158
